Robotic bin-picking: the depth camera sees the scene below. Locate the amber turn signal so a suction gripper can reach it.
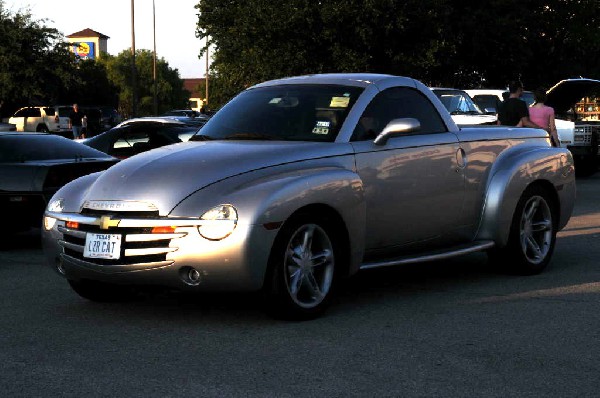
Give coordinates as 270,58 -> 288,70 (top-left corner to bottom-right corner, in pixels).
151,226 -> 176,234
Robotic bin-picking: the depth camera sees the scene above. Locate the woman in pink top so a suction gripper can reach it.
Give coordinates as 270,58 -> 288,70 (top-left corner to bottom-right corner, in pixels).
529,88 -> 559,147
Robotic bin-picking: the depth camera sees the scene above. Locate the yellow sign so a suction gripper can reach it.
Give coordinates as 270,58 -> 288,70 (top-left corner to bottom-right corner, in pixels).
330,97 -> 350,108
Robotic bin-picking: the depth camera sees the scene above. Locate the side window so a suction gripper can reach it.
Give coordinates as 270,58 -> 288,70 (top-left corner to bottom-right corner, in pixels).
44,107 -> 55,116
28,108 -> 42,117
352,87 -> 447,141
13,108 -> 27,117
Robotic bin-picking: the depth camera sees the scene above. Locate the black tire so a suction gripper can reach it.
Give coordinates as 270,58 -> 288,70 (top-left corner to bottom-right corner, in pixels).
264,214 -> 340,320
68,279 -> 135,302
37,124 -> 49,133
488,185 -> 557,275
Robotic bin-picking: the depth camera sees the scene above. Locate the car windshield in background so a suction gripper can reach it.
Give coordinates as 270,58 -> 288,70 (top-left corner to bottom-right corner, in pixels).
0,135 -> 112,162
471,94 -> 501,113
521,91 -> 535,106
192,84 -> 364,142
434,89 -> 483,115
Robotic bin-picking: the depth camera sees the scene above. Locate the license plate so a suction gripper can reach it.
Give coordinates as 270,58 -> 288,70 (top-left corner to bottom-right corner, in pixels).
83,233 -> 122,259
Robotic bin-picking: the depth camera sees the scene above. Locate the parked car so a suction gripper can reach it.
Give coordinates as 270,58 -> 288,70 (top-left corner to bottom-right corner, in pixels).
42,73 -> 575,319
0,132 -> 118,235
430,88 -> 497,125
98,106 -> 122,130
162,109 -> 203,118
79,118 -> 200,158
8,106 -> 72,136
545,79 -> 600,174
0,121 -> 16,131
465,89 -> 535,114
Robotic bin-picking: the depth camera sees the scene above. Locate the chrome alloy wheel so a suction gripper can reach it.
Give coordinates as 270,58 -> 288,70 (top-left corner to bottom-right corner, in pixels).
519,195 -> 553,265
283,224 -> 335,309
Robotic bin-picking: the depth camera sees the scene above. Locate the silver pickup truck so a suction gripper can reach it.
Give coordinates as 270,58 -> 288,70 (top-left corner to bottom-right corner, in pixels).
42,74 -> 576,319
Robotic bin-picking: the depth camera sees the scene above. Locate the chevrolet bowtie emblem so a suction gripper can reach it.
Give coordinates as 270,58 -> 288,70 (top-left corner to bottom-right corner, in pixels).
98,215 -> 120,230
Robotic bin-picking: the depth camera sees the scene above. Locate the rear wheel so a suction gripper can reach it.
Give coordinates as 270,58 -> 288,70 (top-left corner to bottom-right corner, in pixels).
488,185 -> 557,274
265,215 -> 338,320
37,124 -> 49,133
68,279 -> 135,302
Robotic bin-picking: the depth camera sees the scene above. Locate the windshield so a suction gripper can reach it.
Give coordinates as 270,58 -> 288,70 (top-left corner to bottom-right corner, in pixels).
192,84 -> 363,142
521,91 -> 535,106
433,89 -> 483,115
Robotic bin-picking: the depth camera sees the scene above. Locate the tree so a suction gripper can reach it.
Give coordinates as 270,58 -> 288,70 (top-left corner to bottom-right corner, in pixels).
195,0 -> 600,106
0,1 -> 78,116
196,0 -> 452,106
434,0 -> 600,89
58,59 -> 119,107
99,49 -> 190,118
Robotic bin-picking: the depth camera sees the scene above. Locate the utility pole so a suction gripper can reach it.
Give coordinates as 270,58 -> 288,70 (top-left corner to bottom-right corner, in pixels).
153,0 -> 158,115
205,39 -> 209,108
130,0 -> 138,117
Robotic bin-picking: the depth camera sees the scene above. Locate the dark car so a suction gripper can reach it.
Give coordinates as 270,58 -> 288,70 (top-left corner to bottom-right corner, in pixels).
162,109 -> 202,118
0,132 -> 118,235
80,119 -> 200,158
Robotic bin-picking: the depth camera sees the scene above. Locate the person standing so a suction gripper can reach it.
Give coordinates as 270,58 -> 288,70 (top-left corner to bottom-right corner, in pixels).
68,103 -> 85,139
529,88 -> 559,147
497,81 -> 541,128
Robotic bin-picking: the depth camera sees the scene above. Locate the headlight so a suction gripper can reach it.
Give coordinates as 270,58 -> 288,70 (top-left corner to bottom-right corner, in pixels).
198,205 -> 238,240
43,216 -> 57,231
47,198 -> 64,213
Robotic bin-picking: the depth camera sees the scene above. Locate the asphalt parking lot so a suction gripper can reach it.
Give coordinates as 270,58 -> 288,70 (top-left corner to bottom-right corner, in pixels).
1,172 -> 599,397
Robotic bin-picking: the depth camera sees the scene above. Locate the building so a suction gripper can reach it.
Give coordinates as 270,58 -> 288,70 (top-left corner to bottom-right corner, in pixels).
66,28 -> 110,60
183,78 -> 206,111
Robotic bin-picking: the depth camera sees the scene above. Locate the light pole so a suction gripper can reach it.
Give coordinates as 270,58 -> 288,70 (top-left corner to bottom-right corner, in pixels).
205,40 -> 209,108
153,0 -> 158,115
130,0 -> 138,117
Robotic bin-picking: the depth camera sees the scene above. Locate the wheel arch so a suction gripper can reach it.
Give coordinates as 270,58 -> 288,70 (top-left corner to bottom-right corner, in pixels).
273,203 -> 354,280
476,147 -> 574,247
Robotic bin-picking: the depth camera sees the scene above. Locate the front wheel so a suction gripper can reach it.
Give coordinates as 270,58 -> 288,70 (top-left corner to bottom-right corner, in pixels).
265,216 -> 339,320
488,186 -> 557,275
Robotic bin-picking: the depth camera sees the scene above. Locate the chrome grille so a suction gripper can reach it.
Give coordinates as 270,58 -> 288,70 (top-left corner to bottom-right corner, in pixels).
58,221 -> 185,267
573,125 -> 599,145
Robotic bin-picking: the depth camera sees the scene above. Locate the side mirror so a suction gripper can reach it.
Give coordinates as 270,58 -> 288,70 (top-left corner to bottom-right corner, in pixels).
374,118 -> 421,146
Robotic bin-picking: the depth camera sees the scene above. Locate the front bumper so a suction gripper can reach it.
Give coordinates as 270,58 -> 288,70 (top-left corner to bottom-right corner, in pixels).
42,212 -> 278,291
567,145 -> 598,159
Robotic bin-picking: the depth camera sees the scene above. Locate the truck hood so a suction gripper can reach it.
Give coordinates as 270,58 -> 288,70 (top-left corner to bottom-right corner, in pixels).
546,78 -> 600,114
82,141 -> 352,213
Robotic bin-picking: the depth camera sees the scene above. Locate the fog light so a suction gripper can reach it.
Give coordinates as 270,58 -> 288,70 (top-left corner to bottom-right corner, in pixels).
180,267 -> 201,286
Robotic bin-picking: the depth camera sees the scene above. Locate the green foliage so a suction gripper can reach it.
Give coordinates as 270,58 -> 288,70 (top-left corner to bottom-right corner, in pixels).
98,50 -> 190,118
0,1 -> 77,114
196,0 -> 600,106
59,59 -> 119,107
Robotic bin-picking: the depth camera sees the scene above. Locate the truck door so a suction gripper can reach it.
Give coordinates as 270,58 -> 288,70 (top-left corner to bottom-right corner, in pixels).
350,87 -> 465,253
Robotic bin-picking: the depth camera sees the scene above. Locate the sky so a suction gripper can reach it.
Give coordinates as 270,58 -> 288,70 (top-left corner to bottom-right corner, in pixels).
4,0 -> 207,78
